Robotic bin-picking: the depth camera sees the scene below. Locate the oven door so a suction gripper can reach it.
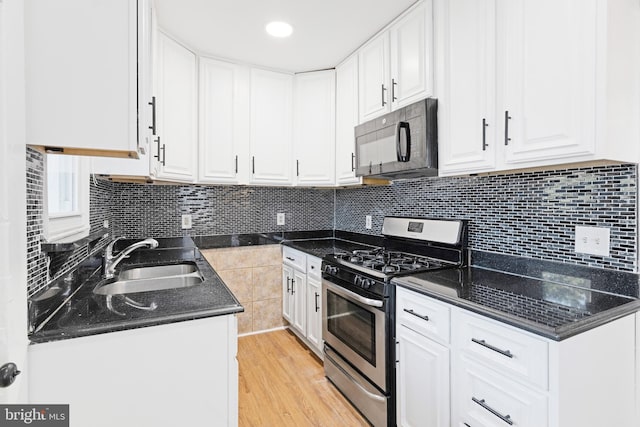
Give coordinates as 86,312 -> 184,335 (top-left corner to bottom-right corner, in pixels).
322,278 -> 387,391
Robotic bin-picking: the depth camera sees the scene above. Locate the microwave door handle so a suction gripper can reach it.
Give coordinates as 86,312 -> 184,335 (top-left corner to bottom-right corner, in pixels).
396,121 -> 411,162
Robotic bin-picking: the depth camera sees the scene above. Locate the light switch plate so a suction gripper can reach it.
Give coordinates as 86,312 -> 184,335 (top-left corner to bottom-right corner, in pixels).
575,226 -> 610,256
181,214 -> 192,230
277,213 -> 285,226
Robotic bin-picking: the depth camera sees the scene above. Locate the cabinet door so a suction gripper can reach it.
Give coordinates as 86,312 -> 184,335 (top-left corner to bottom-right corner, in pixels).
90,0 -> 154,176
390,0 -> 433,109
25,0 -> 138,156
306,276 -> 322,352
359,33 -> 391,122
282,265 -> 294,323
335,56 -> 362,186
436,0 -> 497,175
499,0 -> 597,165
293,70 -> 336,186
249,69 -> 293,185
155,32 -> 197,182
291,268 -> 307,335
396,325 -> 450,427
199,58 -> 250,184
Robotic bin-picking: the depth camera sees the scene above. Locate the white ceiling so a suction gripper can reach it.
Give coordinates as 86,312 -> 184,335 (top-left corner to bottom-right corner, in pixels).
154,0 -> 418,73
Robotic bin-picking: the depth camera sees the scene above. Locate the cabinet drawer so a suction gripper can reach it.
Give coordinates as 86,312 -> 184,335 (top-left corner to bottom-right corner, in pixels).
307,256 -> 322,280
282,247 -> 306,272
453,310 -> 548,390
396,287 -> 450,344
453,354 -> 548,427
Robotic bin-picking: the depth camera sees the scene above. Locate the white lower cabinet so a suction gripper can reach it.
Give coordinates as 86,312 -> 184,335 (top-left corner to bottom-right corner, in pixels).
282,247 -> 323,356
29,315 -> 238,427
396,324 -> 450,427
396,286 -> 638,427
453,353 -> 547,427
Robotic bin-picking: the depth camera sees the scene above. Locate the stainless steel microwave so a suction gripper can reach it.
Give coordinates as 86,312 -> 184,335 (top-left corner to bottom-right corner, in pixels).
354,98 -> 437,180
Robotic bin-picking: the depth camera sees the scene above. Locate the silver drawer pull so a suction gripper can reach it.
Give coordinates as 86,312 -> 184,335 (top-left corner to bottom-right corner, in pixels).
403,308 -> 429,322
471,338 -> 513,358
285,256 -> 295,261
472,397 -> 513,425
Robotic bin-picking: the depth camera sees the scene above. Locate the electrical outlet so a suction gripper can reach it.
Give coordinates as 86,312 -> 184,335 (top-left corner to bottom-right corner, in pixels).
103,220 -> 109,229
181,214 -> 192,230
277,213 -> 286,226
365,215 -> 372,229
575,226 -> 610,256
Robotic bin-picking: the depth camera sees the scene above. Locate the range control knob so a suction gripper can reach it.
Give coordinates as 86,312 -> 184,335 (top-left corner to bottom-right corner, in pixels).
361,279 -> 373,289
324,265 -> 338,275
353,275 -> 362,287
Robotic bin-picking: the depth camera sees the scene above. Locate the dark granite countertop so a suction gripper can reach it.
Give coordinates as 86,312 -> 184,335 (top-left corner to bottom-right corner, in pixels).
29,238 -> 243,344
282,237 -> 379,259
193,230 -> 334,249
392,251 -> 640,341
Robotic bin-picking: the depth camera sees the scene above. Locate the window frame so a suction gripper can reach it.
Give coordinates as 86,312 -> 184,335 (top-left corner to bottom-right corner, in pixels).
43,154 -> 90,242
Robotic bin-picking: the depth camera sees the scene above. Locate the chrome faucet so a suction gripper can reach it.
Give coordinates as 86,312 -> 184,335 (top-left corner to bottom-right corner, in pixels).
102,237 -> 159,279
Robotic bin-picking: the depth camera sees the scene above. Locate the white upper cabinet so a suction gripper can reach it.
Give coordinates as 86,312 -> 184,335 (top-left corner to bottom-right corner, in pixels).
154,32 -> 198,182
499,0 -> 597,164
91,0 -> 155,176
249,68 -> 294,185
359,33 -> 390,122
436,0 -> 497,174
389,0 -> 433,109
359,0 -> 433,123
199,58 -> 250,184
437,0 -> 640,176
293,70 -> 336,187
335,55 -> 362,186
25,0 -> 141,157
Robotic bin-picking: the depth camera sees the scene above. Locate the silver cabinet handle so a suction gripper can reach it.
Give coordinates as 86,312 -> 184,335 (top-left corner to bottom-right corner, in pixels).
314,292 -> 319,312
351,153 -> 355,171
381,84 -> 387,107
235,155 -> 238,174
403,308 -> 429,322
482,118 -> 489,151
471,338 -> 513,358
472,397 -> 513,425
392,78 -> 397,101
286,277 -> 291,293
504,110 -> 512,146
285,256 -> 295,261
148,96 -> 157,135
296,159 -> 299,177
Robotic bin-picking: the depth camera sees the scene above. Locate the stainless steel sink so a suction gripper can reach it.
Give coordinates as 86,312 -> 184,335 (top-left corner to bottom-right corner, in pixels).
118,263 -> 199,280
93,262 -> 204,295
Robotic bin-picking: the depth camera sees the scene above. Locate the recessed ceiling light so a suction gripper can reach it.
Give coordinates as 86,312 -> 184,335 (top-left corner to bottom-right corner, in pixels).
266,21 -> 293,38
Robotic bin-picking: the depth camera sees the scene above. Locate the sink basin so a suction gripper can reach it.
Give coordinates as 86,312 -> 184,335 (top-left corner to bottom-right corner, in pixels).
94,262 -> 204,295
118,263 -> 199,280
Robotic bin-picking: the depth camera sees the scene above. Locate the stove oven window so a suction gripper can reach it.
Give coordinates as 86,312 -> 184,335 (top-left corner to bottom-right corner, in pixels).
326,291 -> 377,366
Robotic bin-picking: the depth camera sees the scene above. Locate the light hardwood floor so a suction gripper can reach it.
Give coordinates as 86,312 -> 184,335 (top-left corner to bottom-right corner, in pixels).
238,329 -> 369,426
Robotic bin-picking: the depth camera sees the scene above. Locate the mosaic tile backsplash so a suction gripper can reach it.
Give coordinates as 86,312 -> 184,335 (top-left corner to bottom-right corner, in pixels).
108,183 -> 335,238
336,164 -> 638,271
26,144 -> 638,296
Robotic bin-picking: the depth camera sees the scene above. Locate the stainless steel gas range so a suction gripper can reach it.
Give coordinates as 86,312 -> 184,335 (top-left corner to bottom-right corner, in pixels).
321,217 -> 467,427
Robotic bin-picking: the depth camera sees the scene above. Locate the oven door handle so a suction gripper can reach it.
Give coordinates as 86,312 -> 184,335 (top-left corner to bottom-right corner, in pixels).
324,346 -> 386,403
323,279 -> 383,308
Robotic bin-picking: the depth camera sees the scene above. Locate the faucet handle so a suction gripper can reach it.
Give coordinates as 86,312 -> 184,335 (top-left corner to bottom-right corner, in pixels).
105,236 -> 125,257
